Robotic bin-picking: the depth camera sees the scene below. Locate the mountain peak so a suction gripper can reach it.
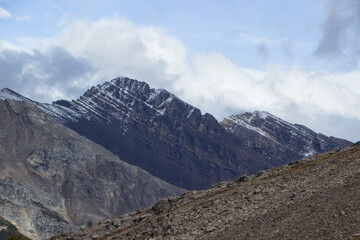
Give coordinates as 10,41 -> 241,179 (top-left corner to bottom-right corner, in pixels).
230,111 -> 286,125
1,78 -> 352,191
0,97 -> 184,239
0,88 -> 26,101
221,110 -> 352,162
111,77 -> 150,95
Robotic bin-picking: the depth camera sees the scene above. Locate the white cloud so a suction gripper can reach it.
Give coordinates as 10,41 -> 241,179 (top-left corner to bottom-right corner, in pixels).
175,55 -> 360,139
15,15 -> 31,21
0,16 -> 360,141
60,18 -> 189,90
238,34 -> 276,45
0,6 -> 11,19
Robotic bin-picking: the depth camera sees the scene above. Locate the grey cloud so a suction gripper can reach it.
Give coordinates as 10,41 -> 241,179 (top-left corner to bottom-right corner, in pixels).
0,47 -> 95,102
281,38 -> 294,59
314,0 -> 360,66
256,43 -> 269,61
314,0 -> 347,57
303,113 -> 360,142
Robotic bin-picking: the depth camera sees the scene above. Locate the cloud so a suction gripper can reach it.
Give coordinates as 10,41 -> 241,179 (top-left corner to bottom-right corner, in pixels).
281,38 -> 294,59
0,47 -> 95,102
238,34 -> 273,61
0,17 -> 189,101
60,18 -> 189,90
314,0 -> 360,67
174,55 -> 360,141
0,16 -> 359,141
15,15 -> 31,21
314,0 -> 349,57
238,34 -> 296,61
0,6 -> 11,19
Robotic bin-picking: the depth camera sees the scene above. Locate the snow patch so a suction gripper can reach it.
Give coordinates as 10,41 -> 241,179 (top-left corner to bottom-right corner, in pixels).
0,89 -> 24,101
303,149 -> 316,157
227,116 -> 269,137
255,111 -> 270,120
147,89 -> 164,102
156,96 -> 174,115
187,108 -> 195,119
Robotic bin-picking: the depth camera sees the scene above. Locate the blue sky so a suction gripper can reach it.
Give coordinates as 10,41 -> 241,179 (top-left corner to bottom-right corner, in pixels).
1,0 -> 360,141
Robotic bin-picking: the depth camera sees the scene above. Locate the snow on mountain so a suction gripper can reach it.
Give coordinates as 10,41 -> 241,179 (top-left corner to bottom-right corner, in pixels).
221,111 -> 351,161
0,77 -> 352,189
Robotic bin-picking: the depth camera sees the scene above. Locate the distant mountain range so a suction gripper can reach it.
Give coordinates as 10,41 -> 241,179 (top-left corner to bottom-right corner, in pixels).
0,77 -> 350,190
221,111 -> 351,166
0,77 -> 352,239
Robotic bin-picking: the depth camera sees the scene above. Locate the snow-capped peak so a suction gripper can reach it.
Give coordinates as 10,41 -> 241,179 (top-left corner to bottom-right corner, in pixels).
226,114 -> 269,137
0,88 -> 27,101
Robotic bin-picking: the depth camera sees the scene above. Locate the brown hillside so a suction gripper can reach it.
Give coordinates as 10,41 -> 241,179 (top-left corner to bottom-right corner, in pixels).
52,142 -> 360,240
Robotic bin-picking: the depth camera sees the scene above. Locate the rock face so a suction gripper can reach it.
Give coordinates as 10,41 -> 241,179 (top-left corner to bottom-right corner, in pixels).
52,142 -> 360,240
0,217 -> 29,239
221,111 -> 351,166
0,80 -> 270,190
0,99 -> 184,240
0,78 -> 352,190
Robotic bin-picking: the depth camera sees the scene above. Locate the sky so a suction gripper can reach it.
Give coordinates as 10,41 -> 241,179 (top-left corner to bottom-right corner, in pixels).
0,0 -> 360,142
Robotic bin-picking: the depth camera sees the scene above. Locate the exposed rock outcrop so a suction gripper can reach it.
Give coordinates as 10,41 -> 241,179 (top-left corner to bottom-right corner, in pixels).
0,216 -> 30,239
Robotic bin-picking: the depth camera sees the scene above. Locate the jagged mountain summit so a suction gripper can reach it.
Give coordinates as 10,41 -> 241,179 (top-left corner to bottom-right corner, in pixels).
0,79 -> 269,190
51,142 -> 360,240
0,77 -> 352,190
221,111 -> 351,166
0,99 -> 184,240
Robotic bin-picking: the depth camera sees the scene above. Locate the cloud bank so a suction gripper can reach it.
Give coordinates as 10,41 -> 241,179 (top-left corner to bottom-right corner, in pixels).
0,16 -> 360,141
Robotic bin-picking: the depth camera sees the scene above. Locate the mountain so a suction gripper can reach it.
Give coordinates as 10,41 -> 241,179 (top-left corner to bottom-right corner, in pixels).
51,141 -> 360,240
0,98 -> 184,240
221,111 -> 351,166
0,80 -> 269,190
0,77 -> 352,190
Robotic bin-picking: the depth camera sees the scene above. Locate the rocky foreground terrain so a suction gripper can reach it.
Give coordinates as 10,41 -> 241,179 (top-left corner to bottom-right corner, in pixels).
52,142 -> 360,240
0,99 -> 184,239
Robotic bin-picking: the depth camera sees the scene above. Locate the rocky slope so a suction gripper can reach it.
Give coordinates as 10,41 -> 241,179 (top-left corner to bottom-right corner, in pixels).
221,111 -> 351,166
0,80 -> 269,190
0,217 -> 29,240
0,78 -> 352,190
0,99 -> 184,240
52,141 -> 360,240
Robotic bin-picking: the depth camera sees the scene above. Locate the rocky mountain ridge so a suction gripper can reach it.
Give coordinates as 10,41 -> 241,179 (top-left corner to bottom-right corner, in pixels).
51,141 -> 360,240
221,111 -> 351,166
0,98 -> 184,240
0,77 -> 352,190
